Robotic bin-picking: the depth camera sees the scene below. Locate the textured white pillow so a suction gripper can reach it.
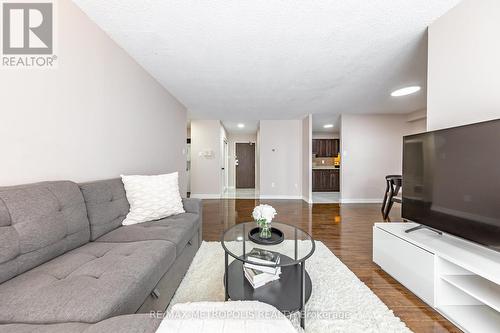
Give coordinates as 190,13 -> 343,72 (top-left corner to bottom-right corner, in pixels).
121,173 -> 185,226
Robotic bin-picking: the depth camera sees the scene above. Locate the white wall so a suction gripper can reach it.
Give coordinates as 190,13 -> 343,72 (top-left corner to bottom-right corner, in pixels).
312,132 -> 340,139
302,115 -> 312,203
428,0 -> 500,131
259,120 -> 302,199
406,109 -> 427,135
190,120 -> 222,198
407,119 -> 427,135
0,1 -> 188,194
227,133 -> 257,188
340,114 -> 408,203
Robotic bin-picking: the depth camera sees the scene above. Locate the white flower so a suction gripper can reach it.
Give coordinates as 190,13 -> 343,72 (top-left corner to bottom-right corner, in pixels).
252,204 -> 277,224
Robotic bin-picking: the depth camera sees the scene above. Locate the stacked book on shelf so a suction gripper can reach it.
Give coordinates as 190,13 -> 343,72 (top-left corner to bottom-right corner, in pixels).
243,248 -> 281,289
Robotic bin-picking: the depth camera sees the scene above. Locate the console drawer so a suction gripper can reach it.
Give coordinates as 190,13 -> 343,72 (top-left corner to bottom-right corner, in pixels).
373,226 -> 435,306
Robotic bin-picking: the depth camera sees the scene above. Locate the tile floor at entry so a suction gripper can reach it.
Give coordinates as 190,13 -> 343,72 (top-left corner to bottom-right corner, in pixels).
312,192 -> 340,203
221,188 -> 258,199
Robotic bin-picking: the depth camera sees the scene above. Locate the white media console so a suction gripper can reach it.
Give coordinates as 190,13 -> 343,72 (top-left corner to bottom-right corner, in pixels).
373,222 -> 500,333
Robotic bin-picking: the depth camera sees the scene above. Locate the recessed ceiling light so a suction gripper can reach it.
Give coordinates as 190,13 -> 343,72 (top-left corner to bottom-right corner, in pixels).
324,124 -> 334,129
237,123 -> 245,128
391,86 -> 421,97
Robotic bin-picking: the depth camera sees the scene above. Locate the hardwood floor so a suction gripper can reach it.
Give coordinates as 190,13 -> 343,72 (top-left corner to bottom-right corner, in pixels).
202,199 -> 461,333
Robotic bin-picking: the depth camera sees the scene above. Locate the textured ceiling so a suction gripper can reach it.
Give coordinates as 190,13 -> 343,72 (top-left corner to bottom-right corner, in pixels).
74,0 -> 460,123
312,114 -> 341,133
222,121 -> 260,135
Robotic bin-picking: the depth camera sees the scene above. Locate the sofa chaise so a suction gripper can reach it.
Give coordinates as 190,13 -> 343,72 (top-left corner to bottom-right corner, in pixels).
0,314 -> 161,333
0,179 -> 202,332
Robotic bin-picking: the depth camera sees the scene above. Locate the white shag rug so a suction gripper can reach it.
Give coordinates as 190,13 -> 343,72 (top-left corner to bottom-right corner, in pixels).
168,241 -> 412,333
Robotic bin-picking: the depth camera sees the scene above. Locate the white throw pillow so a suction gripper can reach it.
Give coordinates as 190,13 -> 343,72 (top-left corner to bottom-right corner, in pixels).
121,172 -> 185,226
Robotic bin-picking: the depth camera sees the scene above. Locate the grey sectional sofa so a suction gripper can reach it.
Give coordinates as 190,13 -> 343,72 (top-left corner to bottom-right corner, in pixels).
0,179 -> 202,332
0,314 -> 162,333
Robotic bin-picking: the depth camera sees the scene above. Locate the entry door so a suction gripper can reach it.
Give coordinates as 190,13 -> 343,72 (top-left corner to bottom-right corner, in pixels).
236,143 -> 255,188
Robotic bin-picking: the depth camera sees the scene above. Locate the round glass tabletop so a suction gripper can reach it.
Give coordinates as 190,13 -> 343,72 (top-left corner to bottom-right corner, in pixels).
221,222 -> 315,267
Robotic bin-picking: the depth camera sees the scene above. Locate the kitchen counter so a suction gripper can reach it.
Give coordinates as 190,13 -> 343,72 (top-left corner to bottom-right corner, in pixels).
312,166 -> 340,170
312,167 -> 340,191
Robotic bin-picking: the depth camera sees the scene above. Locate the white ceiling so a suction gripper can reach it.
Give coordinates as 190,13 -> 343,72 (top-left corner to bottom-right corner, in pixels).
74,0 -> 460,124
222,121 -> 260,135
312,114 -> 341,133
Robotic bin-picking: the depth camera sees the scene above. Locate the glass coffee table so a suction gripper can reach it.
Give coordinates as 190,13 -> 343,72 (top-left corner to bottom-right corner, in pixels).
221,222 -> 315,328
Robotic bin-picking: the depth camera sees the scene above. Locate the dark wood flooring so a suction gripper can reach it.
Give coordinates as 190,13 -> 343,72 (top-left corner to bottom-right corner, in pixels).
202,199 -> 460,333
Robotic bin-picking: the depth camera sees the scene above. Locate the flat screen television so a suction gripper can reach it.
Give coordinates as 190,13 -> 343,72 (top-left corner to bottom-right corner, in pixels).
402,119 -> 500,251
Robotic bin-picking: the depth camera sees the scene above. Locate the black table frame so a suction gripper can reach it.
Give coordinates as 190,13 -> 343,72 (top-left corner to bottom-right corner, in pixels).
221,223 -> 315,328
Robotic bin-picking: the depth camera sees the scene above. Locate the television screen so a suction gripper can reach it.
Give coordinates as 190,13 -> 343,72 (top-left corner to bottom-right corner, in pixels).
402,119 -> 500,251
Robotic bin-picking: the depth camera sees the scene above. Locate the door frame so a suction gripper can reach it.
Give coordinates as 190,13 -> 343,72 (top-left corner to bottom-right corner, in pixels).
221,139 -> 229,194
234,141 -> 256,189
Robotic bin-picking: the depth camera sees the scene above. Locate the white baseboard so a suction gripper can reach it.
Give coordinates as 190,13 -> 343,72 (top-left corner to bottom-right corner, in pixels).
340,198 -> 383,204
259,195 -> 303,200
302,196 -> 313,204
190,193 -> 221,199
191,194 -> 379,202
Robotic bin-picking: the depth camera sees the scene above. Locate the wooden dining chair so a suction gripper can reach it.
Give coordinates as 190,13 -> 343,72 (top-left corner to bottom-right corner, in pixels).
381,175 -> 402,220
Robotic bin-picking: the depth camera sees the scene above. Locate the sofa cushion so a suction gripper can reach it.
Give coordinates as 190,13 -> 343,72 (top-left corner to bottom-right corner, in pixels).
0,322 -> 88,333
83,314 -> 160,333
0,181 -> 90,284
79,179 -> 130,241
0,314 -> 161,333
0,240 -> 175,324
181,198 -> 203,246
95,213 -> 199,255
181,198 -> 202,216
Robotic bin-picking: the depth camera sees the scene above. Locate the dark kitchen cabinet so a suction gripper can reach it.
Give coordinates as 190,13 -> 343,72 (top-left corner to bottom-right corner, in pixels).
333,139 -> 340,156
312,140 -> 319,156
312,139 -> 340,157
312,169 -> 340,192
312,170 -> 323,191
